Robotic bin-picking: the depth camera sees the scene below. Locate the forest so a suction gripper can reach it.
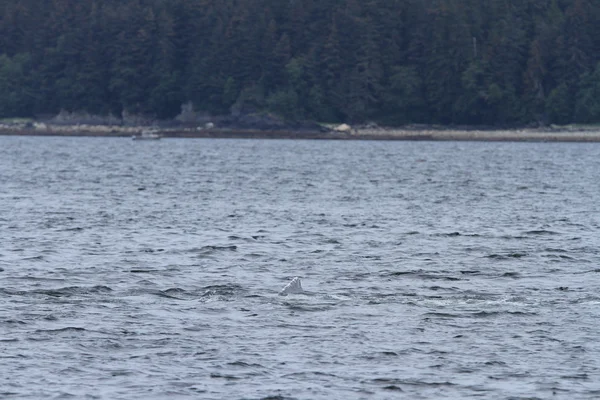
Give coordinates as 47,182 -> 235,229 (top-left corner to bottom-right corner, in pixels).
1,0 -> 600,126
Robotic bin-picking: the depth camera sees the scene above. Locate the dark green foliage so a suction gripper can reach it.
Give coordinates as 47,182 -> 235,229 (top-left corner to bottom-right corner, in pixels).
574,62 -> 600,123
546,83 -> 573,124
267,88 -> 300,121
383,66 -> 425,124
1,0 -> 600,125
0,53 -> 36,117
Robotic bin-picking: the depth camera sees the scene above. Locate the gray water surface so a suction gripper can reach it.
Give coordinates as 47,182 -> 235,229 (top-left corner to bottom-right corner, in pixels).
1,136 -> 600,399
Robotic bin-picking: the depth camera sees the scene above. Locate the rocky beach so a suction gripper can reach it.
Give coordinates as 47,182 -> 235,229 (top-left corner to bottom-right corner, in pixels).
2,119 -> 600,142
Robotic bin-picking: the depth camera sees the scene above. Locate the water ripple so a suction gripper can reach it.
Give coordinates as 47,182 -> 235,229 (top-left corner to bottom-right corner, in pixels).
1,137 -> 600,399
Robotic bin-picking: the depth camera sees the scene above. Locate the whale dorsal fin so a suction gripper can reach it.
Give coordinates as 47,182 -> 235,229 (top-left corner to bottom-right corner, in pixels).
279,277 -> 303,296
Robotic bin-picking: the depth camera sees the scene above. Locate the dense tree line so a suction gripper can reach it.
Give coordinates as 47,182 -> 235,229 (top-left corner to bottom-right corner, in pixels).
1,0 -> 600,126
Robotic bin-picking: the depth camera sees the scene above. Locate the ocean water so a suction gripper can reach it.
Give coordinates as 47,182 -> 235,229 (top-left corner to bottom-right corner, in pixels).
1,136 -> 600,399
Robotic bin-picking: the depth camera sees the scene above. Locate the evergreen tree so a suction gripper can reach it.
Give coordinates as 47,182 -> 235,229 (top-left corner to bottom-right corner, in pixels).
0,53 -> 36,117
575,62 -> 600,123
0,0 -> 600,125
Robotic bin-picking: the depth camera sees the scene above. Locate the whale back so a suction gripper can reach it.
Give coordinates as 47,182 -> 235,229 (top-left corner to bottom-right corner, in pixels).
278,277 -> 303,296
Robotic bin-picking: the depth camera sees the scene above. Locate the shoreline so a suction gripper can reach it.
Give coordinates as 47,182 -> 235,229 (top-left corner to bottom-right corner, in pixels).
2,123 -> 600,142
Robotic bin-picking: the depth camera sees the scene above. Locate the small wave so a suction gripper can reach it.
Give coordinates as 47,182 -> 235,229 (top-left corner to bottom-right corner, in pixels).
130,269 -> 161,273
372,378 -> 455,388
193,245 -> 238,258
201,284 -> 244,299
560,373 -> 589,380
202,245 -> 237,251
413,252 -> 440,258
2,319 -> 27,325
156,288 -> 188,300
580,269 -> 600,274
500,235 -> 527,240
360,254 -> 382,260
545,247 -> 568,253
60,227 -> 84,232
460,270 -> 481,275
241,252 -> 269,260
542,254 -> 575,260
433,232 -> 461,237
228,235 -> 264,243
140,248 -> 165,253
422,312 -> 461,319
209,373 -> 241,381
283,303 -> 334,312
524,229 -> 560,235
226,361 -> 265,368
418,274 -> 462,281
484,360 -> 507,366
387,269 -> 425,277
383,385 -> 404,392
486,253 -> 527,260
22,255 -> 44,261
34,327 -> 86,334
426,287 -> 457,293
282,371 -> 339,379
460,290 -> 501,299
31,285 -> 113,298
469,311 -> 537,318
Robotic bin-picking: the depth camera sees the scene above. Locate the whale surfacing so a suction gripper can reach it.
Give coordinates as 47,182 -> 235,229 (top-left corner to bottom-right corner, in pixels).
279,277 -> 303,296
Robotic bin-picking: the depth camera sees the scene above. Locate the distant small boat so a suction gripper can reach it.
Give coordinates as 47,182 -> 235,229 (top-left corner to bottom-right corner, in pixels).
132,130 -> 161,140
